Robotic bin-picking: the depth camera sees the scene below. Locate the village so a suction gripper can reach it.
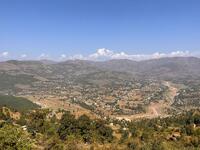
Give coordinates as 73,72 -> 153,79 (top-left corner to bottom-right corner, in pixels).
14,77 -> 169,119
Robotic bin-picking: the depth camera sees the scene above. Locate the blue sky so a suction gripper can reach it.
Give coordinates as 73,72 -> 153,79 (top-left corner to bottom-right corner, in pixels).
0,0 -> 200,60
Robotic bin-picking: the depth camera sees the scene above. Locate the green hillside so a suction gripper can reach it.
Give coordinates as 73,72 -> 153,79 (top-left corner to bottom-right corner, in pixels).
0,72 -> 37,91
0,95 -> 40,112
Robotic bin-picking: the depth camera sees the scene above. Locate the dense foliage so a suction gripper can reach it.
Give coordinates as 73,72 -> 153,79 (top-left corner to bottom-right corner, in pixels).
0,95 -> 40,112
1,107 -> 200,149
123,110 -> 200,149
0,123 -> 32,149
58,113 -> 113,143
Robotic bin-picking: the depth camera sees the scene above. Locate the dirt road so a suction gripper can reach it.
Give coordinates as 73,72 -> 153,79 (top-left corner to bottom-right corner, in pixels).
21,81 -> 180,121
114,81 -> 180,121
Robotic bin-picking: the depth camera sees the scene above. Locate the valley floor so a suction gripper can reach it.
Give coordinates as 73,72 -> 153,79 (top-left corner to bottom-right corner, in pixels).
110,81 -> 181,121
19,81 -> 182,121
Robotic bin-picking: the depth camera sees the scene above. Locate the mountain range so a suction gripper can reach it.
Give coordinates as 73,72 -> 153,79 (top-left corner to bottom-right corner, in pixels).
1,57 -> 200,82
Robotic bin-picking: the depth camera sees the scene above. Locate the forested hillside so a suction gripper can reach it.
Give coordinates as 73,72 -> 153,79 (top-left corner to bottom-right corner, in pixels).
0,107 -> 200,150
0,95 -> 40,112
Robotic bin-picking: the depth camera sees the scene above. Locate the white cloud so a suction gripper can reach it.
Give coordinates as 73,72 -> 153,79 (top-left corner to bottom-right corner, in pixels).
150,51 -> 191,59
0,49 -> 195,61
170,50 -> 190,57
89,48 -> 114,60
59,54 -> 67,60
38,53 -> 50,60
21,54 -> 27,58
69,54 -> 85,60
86,48 -> 192,61
1,51 -> 9,57
61,54 -> 66,58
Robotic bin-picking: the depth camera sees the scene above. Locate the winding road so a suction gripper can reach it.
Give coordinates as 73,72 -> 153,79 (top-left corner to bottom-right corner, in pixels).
114,81 -> 180,121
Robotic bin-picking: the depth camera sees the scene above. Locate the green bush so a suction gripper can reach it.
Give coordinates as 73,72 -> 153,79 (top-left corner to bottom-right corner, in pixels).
0,124 -> 33,150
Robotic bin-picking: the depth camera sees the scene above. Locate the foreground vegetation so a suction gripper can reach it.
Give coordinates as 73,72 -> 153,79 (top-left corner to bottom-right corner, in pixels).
124,111 -> 200,149
0,104 -> 200,149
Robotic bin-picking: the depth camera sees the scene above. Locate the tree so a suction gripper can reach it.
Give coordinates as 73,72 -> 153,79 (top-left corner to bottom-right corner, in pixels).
58,111 -> 78,140
77,115 -> 92,142
95,120 -> 113,143
0,124 -> 32,149
26,109 -> 50,134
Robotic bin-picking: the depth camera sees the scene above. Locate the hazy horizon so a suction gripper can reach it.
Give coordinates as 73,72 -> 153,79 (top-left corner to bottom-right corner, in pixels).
0,48 -> 199,61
